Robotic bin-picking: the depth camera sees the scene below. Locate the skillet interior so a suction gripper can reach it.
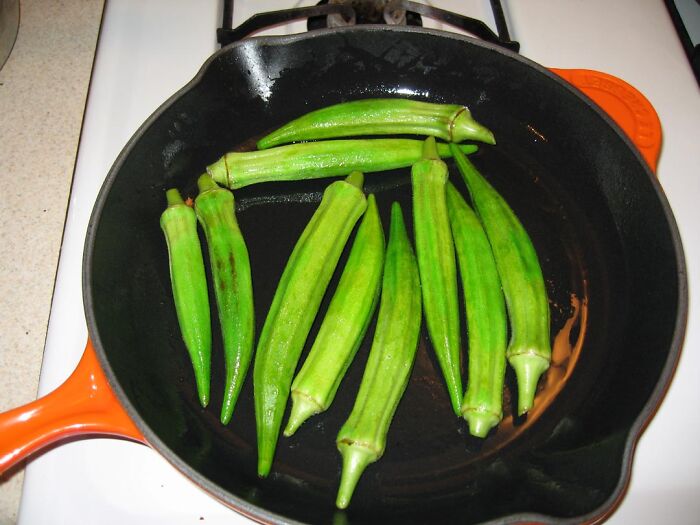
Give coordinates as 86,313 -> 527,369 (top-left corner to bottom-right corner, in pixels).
85,27 -> 684,524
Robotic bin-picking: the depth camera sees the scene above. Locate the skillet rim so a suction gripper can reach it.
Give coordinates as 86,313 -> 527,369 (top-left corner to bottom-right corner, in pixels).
82,24 -> 688,525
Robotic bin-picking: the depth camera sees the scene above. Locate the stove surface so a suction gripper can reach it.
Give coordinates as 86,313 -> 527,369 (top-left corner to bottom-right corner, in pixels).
18,1 -> 700,524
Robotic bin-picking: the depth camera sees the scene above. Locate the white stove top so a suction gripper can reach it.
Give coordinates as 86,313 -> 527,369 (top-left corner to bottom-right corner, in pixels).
18,1 -> 700,523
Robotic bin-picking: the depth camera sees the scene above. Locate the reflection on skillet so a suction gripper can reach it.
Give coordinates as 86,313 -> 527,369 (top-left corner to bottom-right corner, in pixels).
235,189 -> 324,211
234,170 -> 408,212
486,290 -> 587,453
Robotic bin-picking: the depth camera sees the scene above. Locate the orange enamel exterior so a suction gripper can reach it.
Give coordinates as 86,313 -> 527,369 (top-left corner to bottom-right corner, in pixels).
551,68 -> 661,172
0,68 -> 661,477
0,340 -> 143,474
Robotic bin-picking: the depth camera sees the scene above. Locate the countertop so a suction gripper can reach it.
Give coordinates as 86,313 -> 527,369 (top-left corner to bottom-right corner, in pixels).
0,1 -> 104,523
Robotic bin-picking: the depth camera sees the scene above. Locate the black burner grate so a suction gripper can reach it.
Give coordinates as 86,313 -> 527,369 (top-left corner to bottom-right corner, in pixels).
218,0 -> 519,52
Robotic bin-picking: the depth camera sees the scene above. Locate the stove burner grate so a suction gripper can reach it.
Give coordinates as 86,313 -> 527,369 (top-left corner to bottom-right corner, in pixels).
218,0 -> 519,52
308,0 -> 422,29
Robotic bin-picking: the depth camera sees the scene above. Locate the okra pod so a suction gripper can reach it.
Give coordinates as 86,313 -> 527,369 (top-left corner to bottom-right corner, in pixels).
335,202 -> 421,510
254,172 -> 367,477
257,98 -> 495,149
412,137 -> 462,416
446,183 -> 507,437
160,189 -> 211,407
206,139 -> 478,189
284,194 -> 385,437
450,144 -> 551,415
194,175 -> 254,425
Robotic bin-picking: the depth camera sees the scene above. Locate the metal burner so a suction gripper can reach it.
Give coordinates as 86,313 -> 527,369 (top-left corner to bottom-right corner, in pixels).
314,0 -> 420,30
324,0 -> 407,27
218,1 -> 519,52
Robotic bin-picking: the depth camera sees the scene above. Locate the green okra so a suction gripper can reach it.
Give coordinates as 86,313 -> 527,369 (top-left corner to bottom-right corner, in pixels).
411,137 -> 462,416
256,98 -> 495,149
446,183 -> 507,437
194,175 -> 254,425
450,144 -> 551,416
335,202 -> 422,510
160,189 -> 211,407
206,139 -> 478,189
254,172 -> 368,478
284,194 -> 385,437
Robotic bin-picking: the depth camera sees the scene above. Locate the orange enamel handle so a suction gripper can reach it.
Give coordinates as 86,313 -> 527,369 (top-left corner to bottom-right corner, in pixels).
0,340 -> 144,474
551,68 -> 661,173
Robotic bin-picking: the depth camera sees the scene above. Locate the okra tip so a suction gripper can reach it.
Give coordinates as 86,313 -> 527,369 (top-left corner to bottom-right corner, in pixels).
220,393 -> 237,425
345,171 -> 364,190
452,108 -> 496,145
165,188 -> 185,207
197,388 -> 209,408
336,443 -> 376,509
257,451 -> 273,479
193,363 -> 210,408
390,201 -> 404,227
257,426 -> 279,478
462,409 -> 500,439
509,354 -> 550,415
197,173 -> 220,193
422,136 -> 439,160
283,391 -> 323,437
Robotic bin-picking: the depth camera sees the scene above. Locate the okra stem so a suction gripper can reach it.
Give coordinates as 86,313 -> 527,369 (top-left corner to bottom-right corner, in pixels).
336,202 -> 421,509
194,175 -> 254,425
160,189 -> 211,407
450,145 -> 551,415
412,137 -> 463,416
257,98 -> 495,149
284,194 -> 385,436
446,183 -> 507,437
206,139 -> 478,189
254,173 -> 368,477
165,188 -> 183,207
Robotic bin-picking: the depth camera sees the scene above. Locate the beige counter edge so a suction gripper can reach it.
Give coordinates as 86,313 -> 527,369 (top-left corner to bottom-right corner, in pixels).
0,1 -> 106,523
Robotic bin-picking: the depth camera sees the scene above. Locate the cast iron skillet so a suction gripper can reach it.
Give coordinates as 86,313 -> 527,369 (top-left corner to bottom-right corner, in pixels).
85,26 -> 686,524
